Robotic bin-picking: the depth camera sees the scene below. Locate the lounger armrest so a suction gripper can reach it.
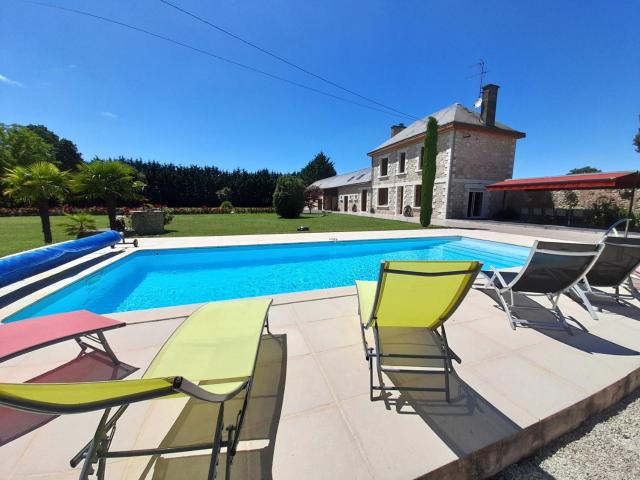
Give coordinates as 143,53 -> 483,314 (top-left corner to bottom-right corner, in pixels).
174,377 -> 249,403
482,266 -> 511,290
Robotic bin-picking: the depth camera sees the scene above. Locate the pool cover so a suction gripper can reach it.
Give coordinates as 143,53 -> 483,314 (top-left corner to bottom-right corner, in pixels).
0,231 -> 122,288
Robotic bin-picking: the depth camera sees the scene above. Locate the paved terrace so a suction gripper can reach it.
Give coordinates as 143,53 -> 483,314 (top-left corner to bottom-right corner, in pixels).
1,229 -> 639,479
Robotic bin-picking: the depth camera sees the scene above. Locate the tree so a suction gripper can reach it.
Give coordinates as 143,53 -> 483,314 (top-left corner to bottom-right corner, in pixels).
3,162 -> 69,243
299,151 -> 336,186
0,124 -> 54,174
563,190 -> 579,210
420,117 -> 438,226
216,186 -> 232,204
567,166 -> 601,174
634,120 -> 640,154
71,160 -> 146,230
27,124 -> 84,170
273,175 -> 305,218
54,139 -> 84,171
304,185 -> 322,212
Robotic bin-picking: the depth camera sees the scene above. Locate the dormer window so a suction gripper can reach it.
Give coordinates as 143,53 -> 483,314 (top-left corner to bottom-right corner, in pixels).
398,152 -> 406,173
380,158 -> 388,177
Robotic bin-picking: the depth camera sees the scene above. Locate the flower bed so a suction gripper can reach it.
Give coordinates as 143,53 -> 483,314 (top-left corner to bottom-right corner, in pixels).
0,206 -> 275,216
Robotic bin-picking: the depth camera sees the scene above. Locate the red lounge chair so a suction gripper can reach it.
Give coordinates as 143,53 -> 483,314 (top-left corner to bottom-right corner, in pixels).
0,311 -> 125,364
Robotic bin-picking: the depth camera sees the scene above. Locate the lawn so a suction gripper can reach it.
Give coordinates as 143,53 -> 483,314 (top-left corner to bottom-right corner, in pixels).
0,213 -> 430,257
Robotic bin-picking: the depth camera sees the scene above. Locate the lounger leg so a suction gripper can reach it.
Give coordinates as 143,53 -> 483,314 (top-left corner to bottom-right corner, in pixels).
264,315 -> 271,334
360,322 -> 370,361
207,402 -> 225,480
71,405 -> 129,470
627,276 -> 640,299
78,408 -> 112,480
496,288 -> 517,330
96,332 -> 120,364
225,425 -> 234,480
372,326 -> 388,405
550,294 -> 572,335
440,326 -> 458,403
571,285 -> 599,320
368,349 -> 374,401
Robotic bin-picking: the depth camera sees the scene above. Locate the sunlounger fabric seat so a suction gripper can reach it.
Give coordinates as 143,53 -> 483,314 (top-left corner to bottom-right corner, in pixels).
0,311 -> 124,363
357,260 -> 481,402
0,298 -> 272,480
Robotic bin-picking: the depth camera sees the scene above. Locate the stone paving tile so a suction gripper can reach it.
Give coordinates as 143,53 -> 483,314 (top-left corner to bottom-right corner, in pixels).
316,343 -> 370,401
339,392 -> 458,480
278,354 -> 334,418
298,314 -> 362,352
464,353 -> 588,420
290,297 -> 348,323
271,405 -> 373,480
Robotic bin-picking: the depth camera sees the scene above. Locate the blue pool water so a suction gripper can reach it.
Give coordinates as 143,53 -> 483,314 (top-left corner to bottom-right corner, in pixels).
5,236 -> 529,322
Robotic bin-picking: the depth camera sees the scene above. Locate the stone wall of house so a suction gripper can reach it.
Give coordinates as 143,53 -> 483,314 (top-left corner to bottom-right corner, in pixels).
335,184 -> 371,213
371,130 -> 453,218
551,189 -> 638,211
504,188 -> 639,213
447,128 -> 517,218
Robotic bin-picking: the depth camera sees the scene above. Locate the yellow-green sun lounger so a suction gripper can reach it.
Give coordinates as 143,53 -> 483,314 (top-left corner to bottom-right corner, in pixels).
357,260 -> 480,402
0,298 -> 272,480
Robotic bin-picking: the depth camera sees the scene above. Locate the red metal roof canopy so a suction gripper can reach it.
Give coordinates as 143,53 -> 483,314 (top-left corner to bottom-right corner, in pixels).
486,171 -> 640,191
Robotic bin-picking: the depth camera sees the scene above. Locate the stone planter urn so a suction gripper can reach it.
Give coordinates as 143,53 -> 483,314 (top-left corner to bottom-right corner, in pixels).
130,210 -> 165,235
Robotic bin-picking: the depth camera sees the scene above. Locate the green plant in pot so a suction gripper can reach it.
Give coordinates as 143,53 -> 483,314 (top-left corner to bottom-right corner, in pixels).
61,213 -> 98,238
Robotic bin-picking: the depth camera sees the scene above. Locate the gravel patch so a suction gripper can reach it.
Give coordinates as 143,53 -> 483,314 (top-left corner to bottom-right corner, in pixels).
493,388 -> 640,480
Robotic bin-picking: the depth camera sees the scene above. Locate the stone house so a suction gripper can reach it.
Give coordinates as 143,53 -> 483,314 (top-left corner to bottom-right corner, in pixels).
312,84 -> 526,220
310,167 -> 372,213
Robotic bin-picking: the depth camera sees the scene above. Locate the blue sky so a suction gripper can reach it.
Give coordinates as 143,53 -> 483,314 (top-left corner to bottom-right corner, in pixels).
1,0 -> 638,177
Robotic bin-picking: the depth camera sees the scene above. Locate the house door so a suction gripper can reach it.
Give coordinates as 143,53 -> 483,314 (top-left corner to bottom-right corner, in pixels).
343,196 -> 349,212
466,191 -> 484,218
361,190 -> 367,211
397,186 -> 404,214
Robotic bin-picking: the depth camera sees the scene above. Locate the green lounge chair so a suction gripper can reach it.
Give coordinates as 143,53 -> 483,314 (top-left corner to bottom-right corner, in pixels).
0,298 -> 272,480
357,260 -> 481,403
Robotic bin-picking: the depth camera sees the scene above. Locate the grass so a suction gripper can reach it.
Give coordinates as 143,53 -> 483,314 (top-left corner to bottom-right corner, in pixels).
0,212 -> 432,257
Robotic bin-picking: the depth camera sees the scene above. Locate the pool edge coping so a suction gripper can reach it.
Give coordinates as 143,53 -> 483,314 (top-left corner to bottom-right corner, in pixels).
0,228 -> 544,322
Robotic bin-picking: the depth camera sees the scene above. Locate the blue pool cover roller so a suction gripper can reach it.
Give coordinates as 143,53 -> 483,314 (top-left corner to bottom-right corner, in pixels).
0,230 -> 122,288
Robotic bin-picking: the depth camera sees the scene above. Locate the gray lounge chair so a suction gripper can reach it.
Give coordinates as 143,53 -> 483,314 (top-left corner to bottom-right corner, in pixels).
572,236 -> 640,318
481,241 -> 602,332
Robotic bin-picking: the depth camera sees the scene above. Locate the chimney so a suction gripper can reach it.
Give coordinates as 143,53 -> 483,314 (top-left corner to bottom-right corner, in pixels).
390,123 -> 406,138
480,84 -> 499,127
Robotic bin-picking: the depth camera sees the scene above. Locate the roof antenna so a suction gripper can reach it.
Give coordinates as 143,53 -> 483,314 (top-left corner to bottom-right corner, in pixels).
467,59 -> 487,109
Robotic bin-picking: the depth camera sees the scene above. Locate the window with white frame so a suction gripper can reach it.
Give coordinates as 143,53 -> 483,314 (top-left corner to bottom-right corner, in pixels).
398,151 -> 406,173
418,146 -> 424,171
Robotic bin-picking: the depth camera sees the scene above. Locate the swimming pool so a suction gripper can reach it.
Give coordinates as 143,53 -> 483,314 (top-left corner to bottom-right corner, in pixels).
4,236 -> 529,322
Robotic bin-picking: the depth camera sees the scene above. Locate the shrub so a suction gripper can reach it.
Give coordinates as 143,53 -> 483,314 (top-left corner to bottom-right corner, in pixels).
61,213 -> 97,237
162,207 -> 174,225
220,200 -> 233,210
273,176 -> 305,218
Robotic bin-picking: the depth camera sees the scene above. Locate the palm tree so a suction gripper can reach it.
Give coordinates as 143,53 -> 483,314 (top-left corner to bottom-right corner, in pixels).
71,160 -> 145,230
3,162 -> 69,244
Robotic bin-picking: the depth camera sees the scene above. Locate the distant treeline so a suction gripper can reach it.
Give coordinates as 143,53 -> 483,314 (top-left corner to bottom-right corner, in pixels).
123,159 -> 283,207
1,122 -> 337,208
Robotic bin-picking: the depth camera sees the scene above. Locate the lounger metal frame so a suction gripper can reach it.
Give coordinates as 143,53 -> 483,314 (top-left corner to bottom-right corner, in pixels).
66,309 -> 272,480
0,324 -> 123,365
482,242 -> 602,333
571,232 -> 640,319
359,262 -> 480,403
